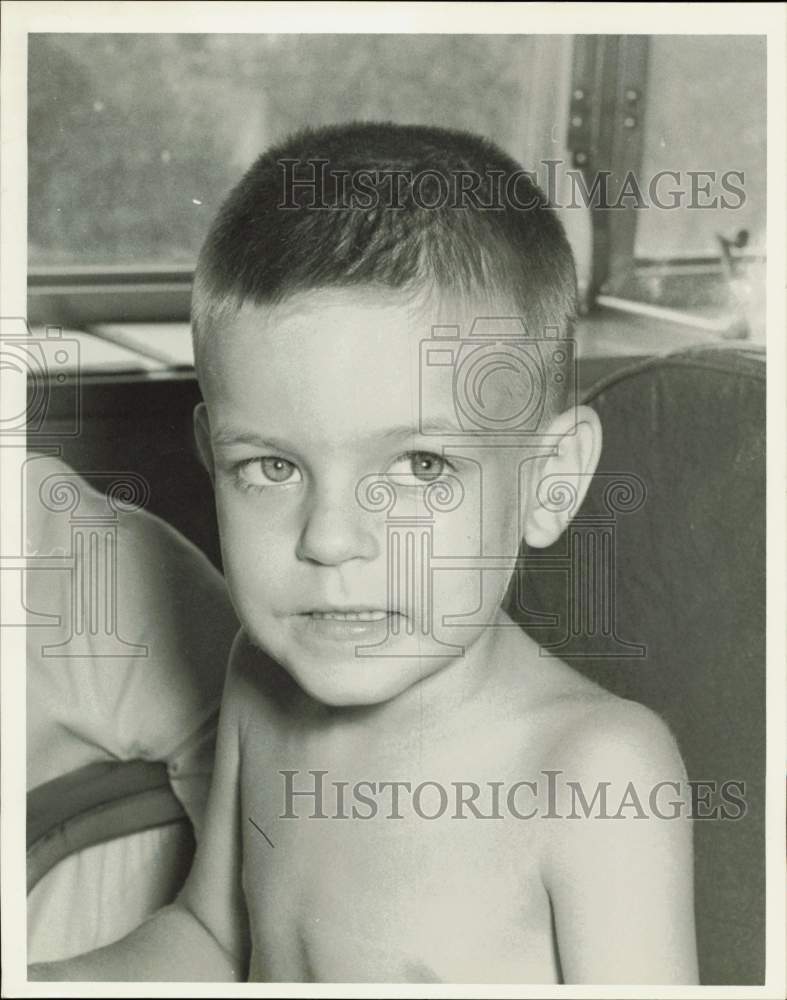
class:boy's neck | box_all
[313,607,527,741]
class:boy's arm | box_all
[542,700,699,985]
[28,904,240,982]
[29,630,250,982]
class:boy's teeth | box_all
[312,610,389,621]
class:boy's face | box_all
[196,287,572,708]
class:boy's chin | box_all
[281,651,451,710]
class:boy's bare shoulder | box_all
[544,683,685,788]
[506,629,684,782]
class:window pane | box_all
[635,35,766,260]
[28,34,571,268]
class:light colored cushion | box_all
[26,451,238,960]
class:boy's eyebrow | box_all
[211,420,461,449]
[380,419,461,440]
[211,427,274,448]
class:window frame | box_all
[27,265,192,327]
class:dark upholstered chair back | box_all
[508,345,765,985]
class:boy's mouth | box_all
[294,607,404,643]
[307,609,391,622]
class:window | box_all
[29,33,572,268]
[27,33,768,368]
[566,35,766,341]
[635,35,765,261]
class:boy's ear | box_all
[193,402,216,482]
[523,404,602,549]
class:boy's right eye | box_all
[237,457,302,488]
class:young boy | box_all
[30,123,698,984]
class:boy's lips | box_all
[308,609,390,622]
[293,608,406,643]
[297,603,402,617]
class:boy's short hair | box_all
[192,121,577,412]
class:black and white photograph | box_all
[1,3,784,996]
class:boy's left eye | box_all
[386,451,449,484]
[238,456,302,488]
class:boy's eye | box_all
[386,451,448,485]
[238,457,302,487]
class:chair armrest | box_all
[27,759,193,893]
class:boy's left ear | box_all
[193,402,216,483]
[523,404,602,549]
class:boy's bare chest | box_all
[240,729,561,983]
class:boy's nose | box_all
[295,489,379,566]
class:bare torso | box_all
[234,624,610,983]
